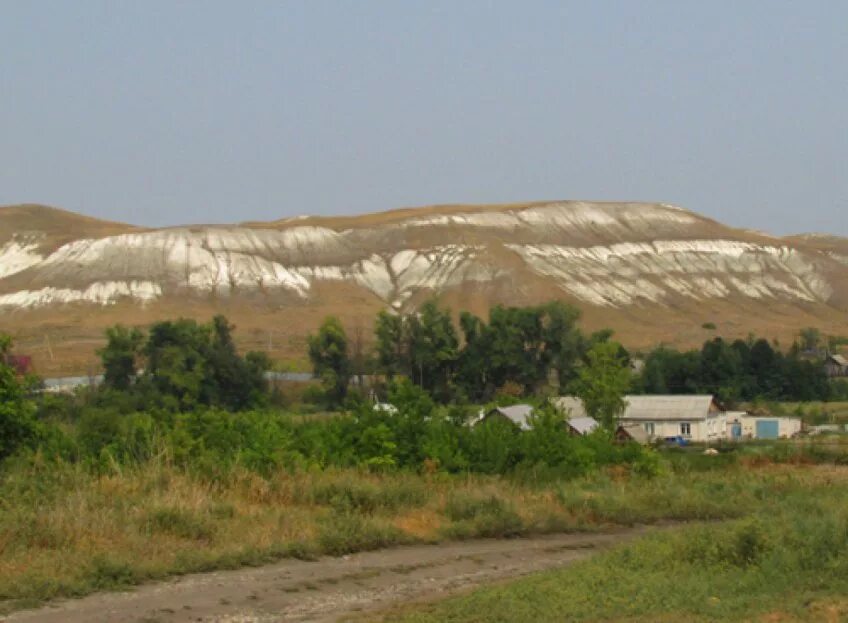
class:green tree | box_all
[573,340,631,430]
[308,316,351,406]
[0,335,38,460]
[406,300,458,399]
[541,301,583,389]
[143,319,212,410]
[374,310,407,378]
[99,325,144,391]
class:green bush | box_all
[443,493,523,538]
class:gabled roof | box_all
[829,354,848,366]
[480,404,535,431]
[622,395,717,421]
[567,416,599,435]
[554,395,718,421]
[553,396,587,418]
[616,423,650,444]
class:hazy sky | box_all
[1,1,846,234]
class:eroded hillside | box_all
[1,201,847,374]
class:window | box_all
[644,422,655,436]
[680,422,691,436]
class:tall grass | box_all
[388,468,848,622]
[0,449,843,613]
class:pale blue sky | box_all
[1,1,845,234]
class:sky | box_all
[1,1,846,234]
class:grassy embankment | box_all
[1,441,847,614]
[385,459,848,622]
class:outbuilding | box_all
[825,354,848,378]
[728,414,802,440]
[475,404,535,431]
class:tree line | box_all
[311,300,626,406]
[635,336,842,403]
[310,301,844,408]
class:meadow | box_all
[2,437,848,615]
[384,460,848,623]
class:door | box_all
[731,423,742,439]
[755,420,779,439]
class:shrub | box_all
[443,493,523,538]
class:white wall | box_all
[623,413,727,442]
[735,415,802,439]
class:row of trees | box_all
[310,301,626,406]
[636,336,835,403]
[98,316,271,411]
[310,303,845,408]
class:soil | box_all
[3,526,664,623]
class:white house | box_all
[554,395,727,443]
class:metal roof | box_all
[554,395,717,421]
[494,404,534,430]
[617,423,651,443]
[622,395,717,421]
[567,416,599,435]
[830,354,848,366]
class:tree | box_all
[143,319,212,410]
[374,311,407,379]
[799,327,822,353]
[99,316,268,411]
[456,311,491,400]
[541,301,583,389]
[308,316,351,406]
[0,334,38,460]
[573,340,631,430]
[99,325,144,391]
[406,300,458,399]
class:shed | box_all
[566,416,599,436]
[825,354,848,378]
[475,404,535,431]
[615,423,650,444]
[729,414,802,439]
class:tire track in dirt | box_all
[4,525,667,623]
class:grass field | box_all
[2,443,847,615]
[383,464,848,622]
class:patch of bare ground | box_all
[2,526,666,623]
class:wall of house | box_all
[623,415,727,442]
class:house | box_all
[475,404,535,431]
[824,354,848,378]
[615,423,650,444]
[554,395,727,443]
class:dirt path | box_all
[5,526,664,623]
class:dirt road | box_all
[5,526,662,623]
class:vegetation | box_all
[635,335,833,404]
[2,307,848,616]
[308,316,352,407]
[572,341,631,429]
[386,465,848,622]
[3,444,848,612]
[98,315,270,411]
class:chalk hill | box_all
[2,201,847,374]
